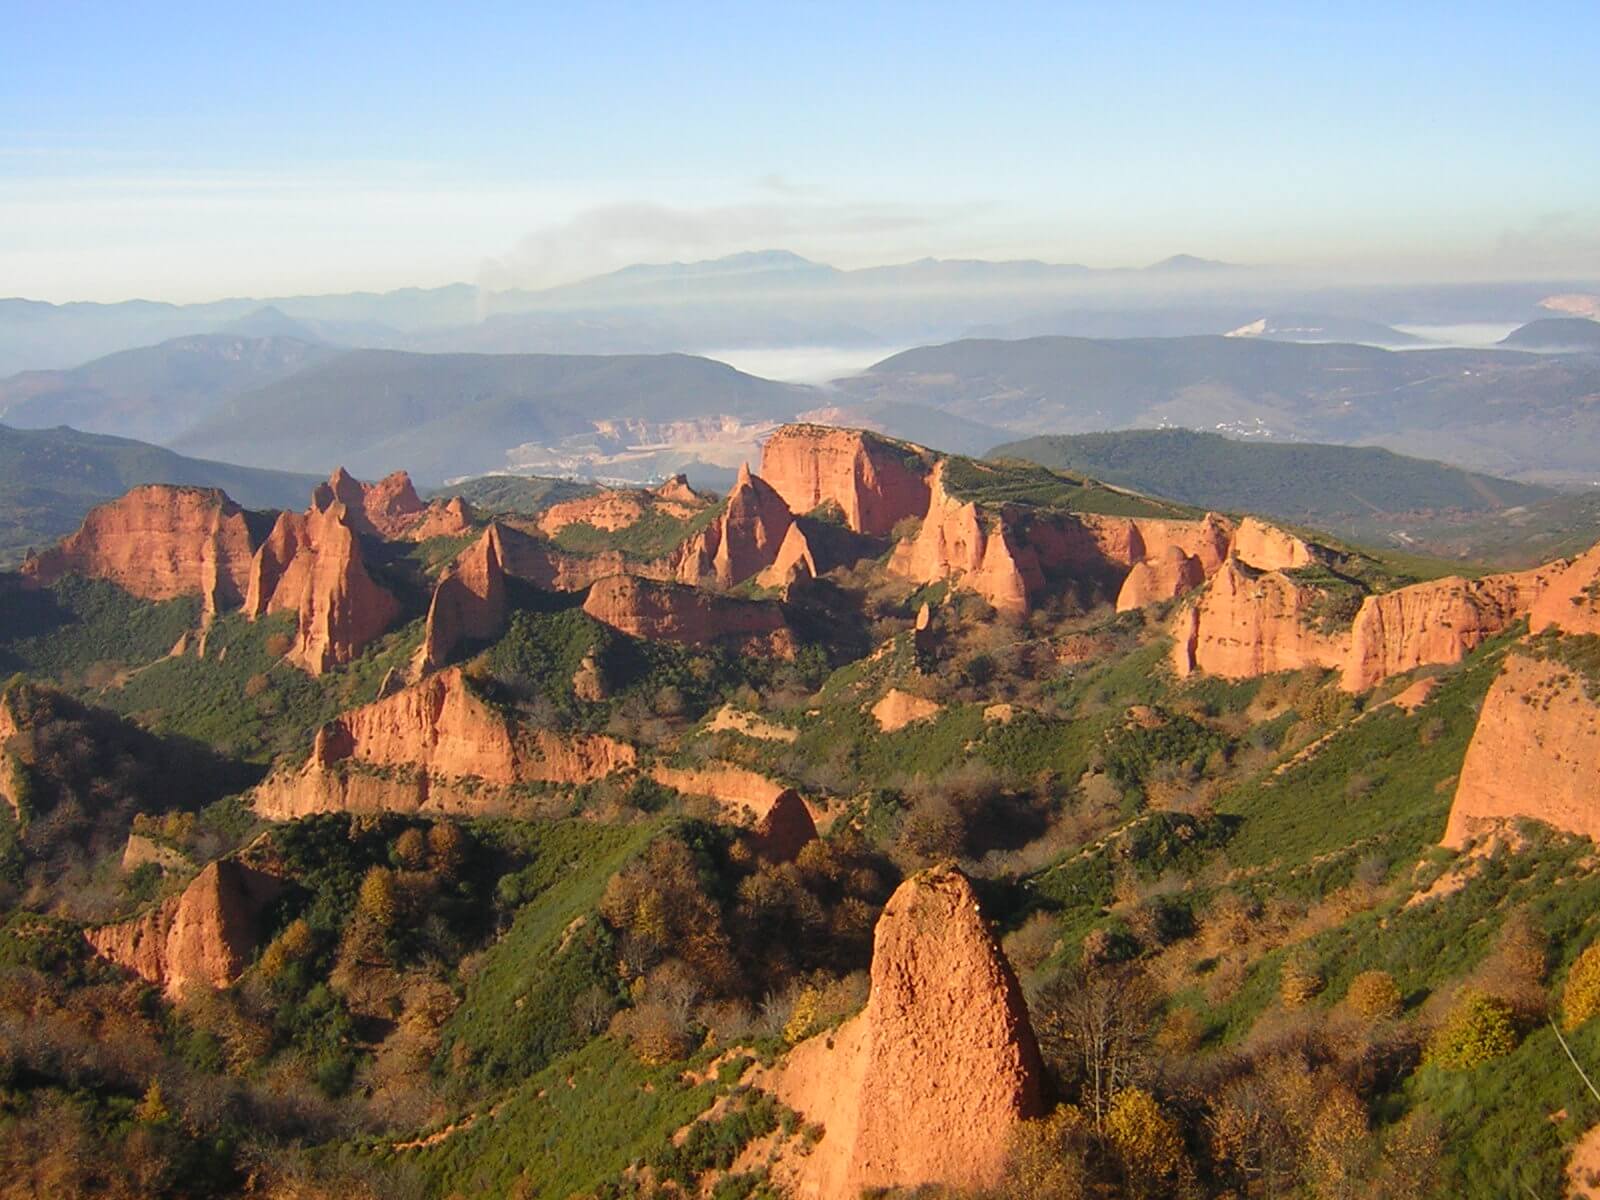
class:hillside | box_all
[1500,317,1600,352]
[0,333,337,444]
[991,429,1561,561]
[12,422,1600,1197]
[836,333,1600,485]
[0,424,319,566]
[169,349,810,483]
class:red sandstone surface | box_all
[760,424,931,536]
[22,485,260,613]
[86,861,282,1001]
[767,866,1044,1197]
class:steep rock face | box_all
[85,861,281,1001]
[244,500,400,674]
[760,424,931,535]
[405,495,476,542]
[749,790,818,863]
[1116,545,1206,612]
[1172,557,1346,678]
[1342,565,1560,691]
[253,667,635,818]
[582,575,792,653]
[889,462,1040,616]
[1444,651,1600,847]
[756,521,819,588]
[418,525,509,671]
[770,866,1044,1197]
[871,688,943,731]
[1082,512,1236,576]
[1530,542,1600,637]
[22,485,260,613]
[360,470,427,537]
[1232,517,1321,571]
[670,465,795,587]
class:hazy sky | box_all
[5,1,1598,302]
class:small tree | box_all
[1425,988,1517,1069]
[1564,941,1600,1030]
[1281,956,1324,1008]
[1345,970,1402,1021]
[1104,1087,1186,1200]
[393,827,428,870]
[357,866,398,931]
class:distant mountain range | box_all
[168,349,808,482]
[7,250,1598,376]
[836,334,1600,485]
[0,424,318,566]
[0,333,337,444]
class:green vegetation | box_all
[551,502,721,560]
[434,473,597,515]
[0,575,201,680]
[943,453,1196,518]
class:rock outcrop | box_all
[1341,565,1560,692]
[870,688,943,732]
[245,496,400,674]
[761,424,931,536]
[889,461,1041,615]
[669,464,795,587]
[582,575,793,654]
[85,861,281,1001]
[418,525,509,671]
[1116,545,1206,612]
[1444,650,1600,847]
[756,520,819,588]
[768,866,1044,1197]
[538,476,706,537]
[1231,516,1322,571]
[22,485,261,613]
[1172,557,1347,679]
[1530,542,1600,637]
[252,668,636,818]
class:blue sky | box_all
[4,1,1597,301]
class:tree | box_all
[393,827,427,870]
[1280,955,1324,1008]
[357,867,398,930]
[1005,1106,1093,1200]
[1104,1087,1187,1200]
[1425,988,1517,1069]
[1564,941,1600,1030]
[1345,970,1402,1021]
[1032,965,1158,1127]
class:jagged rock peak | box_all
[769,865,1043,1197]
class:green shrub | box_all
[1426,989,1518,1069]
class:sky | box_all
[3,1,1598,302]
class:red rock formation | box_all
[405,495,475,541]
[669,464,795,587]
[889,462,1040,616]
[653,474,702,506]
[361,470,427,537]
[418,525,509,671]
[1530,542,1600,636]
[582,575,792,653]
[757,521,819,588]
[1081,512,1236,576]
[244,500,401,675]
[22,485,260,613]
[749,789,818,862]
[870,688,943,731]
[760,424,931,535]
[1232,517,1321,571]
[1116,545,1206,612]
[1444,650,1600,847]
[1172,558,1347,678]
[253,667,635,818]
[85,860,281,1000]
[768,866,1044,1197]
[1342,565,1561,691]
